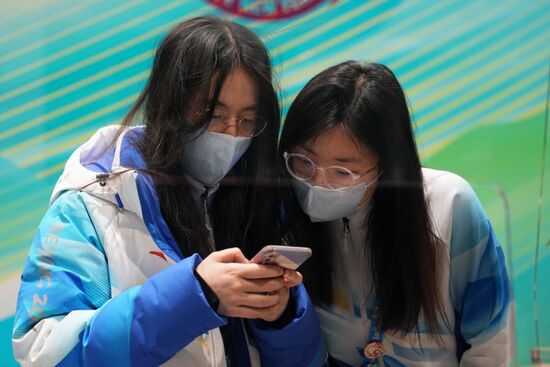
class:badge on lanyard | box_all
[364,341,384,360]
[359,305,384,367]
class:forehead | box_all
[310,126,362,153]
[216,68,258,110]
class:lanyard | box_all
[341,218,384,366]
[358,306,384,366]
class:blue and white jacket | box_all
[12,126,326,367]
[317,168,512,367]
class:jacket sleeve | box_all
[447,179,512,367]
[247,284,327,367]
[12,191,227,367]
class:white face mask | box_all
[291,178,372,222]
[181,130,251,186]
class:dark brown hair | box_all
[279,61,448,338]
[118,16,282,258]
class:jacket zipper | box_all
[96,173,124,209]
[342,217,351,254]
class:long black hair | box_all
[279,61,447,337]
[118,16,282,259]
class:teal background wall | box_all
[1,1,548,365]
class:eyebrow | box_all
[299,145,362,164]
[299,145,317,157]
[332,156,363,164]
[215,101,257,112]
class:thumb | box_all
[283,270,303,288]
[213,247,249,264]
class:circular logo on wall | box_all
[205,0,330,20]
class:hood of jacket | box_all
[51,125,147,216]
[51,125,186,261]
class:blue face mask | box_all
[181,130,251,187]
[291,178,372,222]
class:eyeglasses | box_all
[283,151,379,189]
[206,111,267,137]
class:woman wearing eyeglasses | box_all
[12,17,325,367]
[279,61,511,366]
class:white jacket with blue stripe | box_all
[317,168,512,366]
[12,126,326,367]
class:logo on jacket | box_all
[149,250,167,262]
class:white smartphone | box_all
[251,245,312,270]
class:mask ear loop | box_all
[369,170,383,185]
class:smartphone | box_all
[251,245,312,270]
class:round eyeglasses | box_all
[207,112,267,137]
[284,151,379,189]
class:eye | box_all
[294,155,312,167]
[239,117,256,127]
[210,112,224,123]
[333,168,353,177]
[241,115,257,122]
[290,155,314,176]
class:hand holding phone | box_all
[251,245,312,270]
[196,247,291,321]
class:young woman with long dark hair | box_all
[279,61,511,366]
[12,17,325,367]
